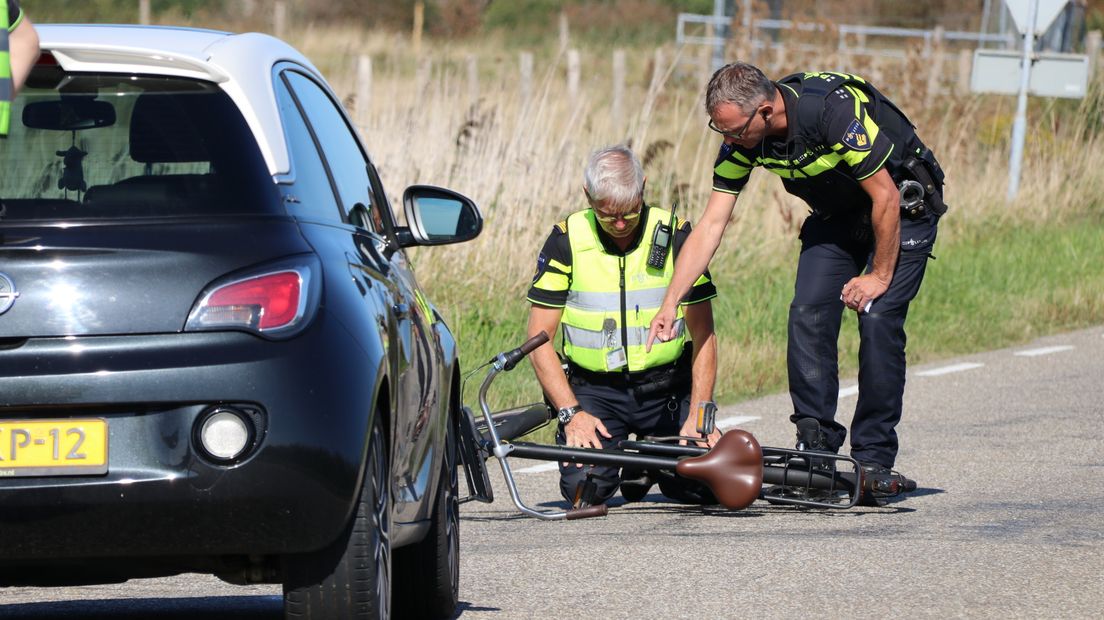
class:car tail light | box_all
[186,258,318,338]
[34,52,58,67]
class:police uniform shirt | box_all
[7,1,23,31]
[712,76,896,216]
[527,205,718,308]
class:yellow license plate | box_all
[0,419,108,477]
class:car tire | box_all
[282,410,391,619]
[392,415,460,618]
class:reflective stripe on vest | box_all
[563,319,684,349]
[0,3,11,136]
[560,207,685,372]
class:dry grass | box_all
[290,26,1103,277]
[280,26,1104,406]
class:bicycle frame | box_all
[458,333,913,520]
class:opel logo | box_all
[0,273,20,315]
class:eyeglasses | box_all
[593,209,641,225]
[708,107,760,140]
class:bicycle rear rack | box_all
[618,440,863,509]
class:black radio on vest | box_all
[646,209,677,270]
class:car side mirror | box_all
[397,185,483,248]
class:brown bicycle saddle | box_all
[674,430,763,509]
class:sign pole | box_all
[1007,0,1039,200]
[711,0,728,73]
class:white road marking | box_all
[916,362,984,377]
[839,385,859,398]
[513,462,560,474]
[1014,345,1074,357]
[717,415,760,428]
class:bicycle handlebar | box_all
[566,504,609,520]
[475,330,608,520]
[500,331,549,371]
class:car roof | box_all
[36,24,326,176]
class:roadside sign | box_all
[971,49,1089,98]
[1003,0,1068,35]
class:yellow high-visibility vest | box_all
[560,207,685,372]
[0,2,13,136]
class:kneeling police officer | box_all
[527,145,720,507]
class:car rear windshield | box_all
[0,70,283,221]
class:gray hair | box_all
[583,145,644,212]
[705,62,775,115]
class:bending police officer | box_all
[527,145,721,506]
[647,63,945,500]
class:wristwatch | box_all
[557,404,581,425]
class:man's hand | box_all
[841,273,889,314]
[678,417,721,449]
[562,411,611,467]
[645,304,678,352]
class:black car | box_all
[0,25,480,619]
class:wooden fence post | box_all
[413,2,425,57]
[467,55,479,105]
[612,50,625,130]
[648,48,665,96]
[559,11,570,53]
[356,55,372,129]
[1087,30,1102,81]
[519,52,534,105]
[567,49,581,103]
[274,1,287,40]
[139,0,150,25]
[774,41,787,75]
[957,49,973,95]
[924,27,945,105]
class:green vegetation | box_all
[27,0,216,23]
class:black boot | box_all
[795,417,830,451]
[857,462,916,507]
[761,419,841,505]
[618,469,654,503]
[795,417,835,472]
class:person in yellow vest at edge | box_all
[526,145,722,508]
[2,0,40,137]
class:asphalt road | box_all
[2,327,1102,619]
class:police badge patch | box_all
[532,252,548,283]
[843,119,871,151]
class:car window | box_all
[275,74,343,225]
[282,71,381,234]
[364,161,396,238]
[0,73,281,220]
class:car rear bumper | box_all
[0,314,380,560]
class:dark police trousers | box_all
[787,210,938,468]
[556,378,710,505]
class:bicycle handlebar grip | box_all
[519,331,549,355]
[502,331,550,371]
[565,504,609,520]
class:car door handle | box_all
[393,303,409,319]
